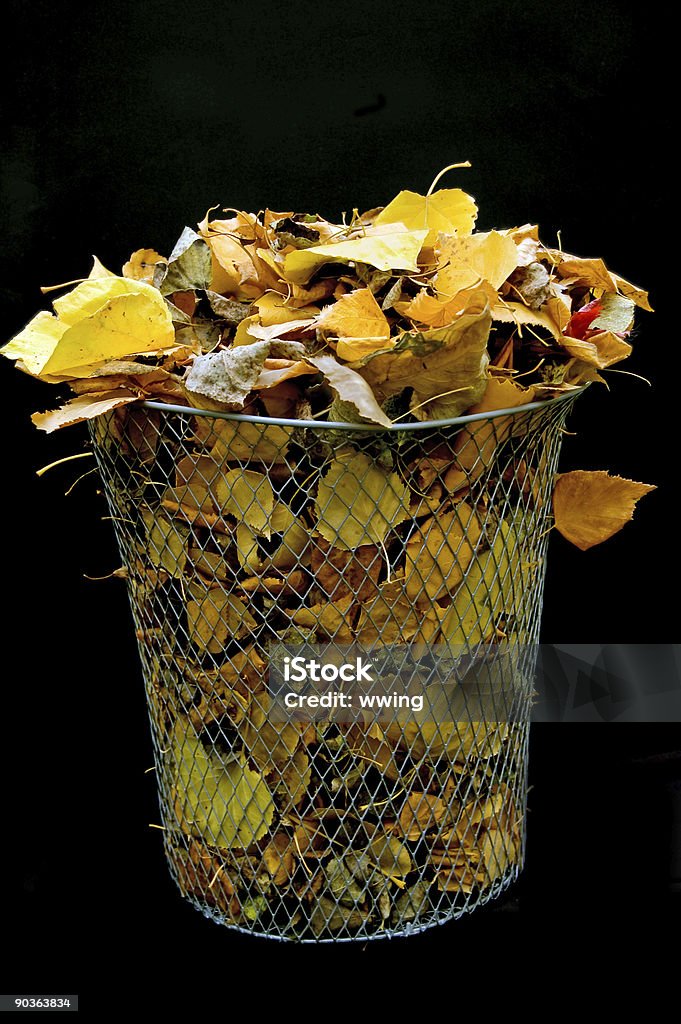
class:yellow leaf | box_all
[553,470,655,550]
[405,504,481,601]
[4,277,176,378]
[547,251,653,312]
[373,188,478,244]
[232,313,261,346]
[199,219,258,295]
[403,283,497,328]
[436,231,519,298]
[283,224,428,285]
[560,330,632,368]
[88,255,117,279]
[305,354,392,427]
[3,312,68,376]
[215,468,274,535]
[491,301,563,340]
[397,792,448,840]
[443,377,535,493]
[123,248,166,283]
[209,418,293,464]
[254,292,320,325]
[317,288,391,360]
[355,578,441,644]
[359,292,491,419]
[31,388,139,432]
[314,451,410,550]
[171,717,274,850]
[186,585,257,650]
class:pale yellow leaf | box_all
[253,292,320,325]
[553,470,655,550]
[19,278,177,377]
[491,300,563,340]
[373,188,478,244]
[436,231,519,298]
[284,224,428,285]
[403,283,497,328]
[2,312,68,376]
[306,354,391,427]
[31,388,139,432]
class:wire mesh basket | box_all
[89,389,580,941]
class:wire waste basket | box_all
[89,390,579,941]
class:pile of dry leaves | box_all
[3,168,656,936]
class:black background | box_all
[1,0,679,1005]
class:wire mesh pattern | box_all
[89,392,578,941]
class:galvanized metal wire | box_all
[88,390,580,941]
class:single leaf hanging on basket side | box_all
[171,717,275,850]
[553,470,655,550]
[314,451,410,550]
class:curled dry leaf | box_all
[358,293,491,419]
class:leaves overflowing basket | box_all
[4,167,655,940]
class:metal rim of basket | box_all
[140,385,587,433]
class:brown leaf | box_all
[553,470,655,550]
[310,539,382,603]
[397,792,448,840]
[262,833,296,885]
